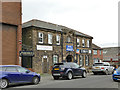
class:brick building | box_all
[22,19,93,73]
[92,43,103,63]
[102,47,120,68]
[0,1,22,65]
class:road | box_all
[7,74,119,89]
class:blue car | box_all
[52,62,87,80]
[112,67,120,82]
[0,65,40,88]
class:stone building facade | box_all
[22,19,93,73]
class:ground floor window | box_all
[53,55,58,65]
[85,55,89,66]
[22,56,32,68]
[79,55,84,66]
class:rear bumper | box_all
[52,71,67,77]
[92,69,105,73]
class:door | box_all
[43,58,48,73]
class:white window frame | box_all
[56,35,60,45]
[38,32,43,43]
[93,50,97,55]
[82,39,85,47]
[87,40,90,47]
[48,34,52,44]
[79,55,83,66]
[77,38,80,47]
[85,55,89,66]
[53,55,58,65]
[67,37,71,42]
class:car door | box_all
[70,63,82,76]
[5,66,21,83]
[16,66,34,82]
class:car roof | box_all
[0,65,21,67]
[54,62,76,65]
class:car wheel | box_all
[113,79,117,82]
[53,76,59,80]
[82,71,87,78]
[32,77,40,85]
[67,72,73,80]
[0,79,9,89]
[105,70,109,75]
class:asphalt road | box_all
[7,74,119,89]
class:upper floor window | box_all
[85,55,89,66]
[56,35,60,45]
[38,32,43,43]
[87,40,90,47]
[93,50,97,55]
[100,50,102,55]
[82,39,85,47]
[48,34,52,44]
[67,37,71,43]
[77,38,80,47]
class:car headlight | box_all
[114,71,117,74]
[61,68,65,70]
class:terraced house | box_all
[22,19,93,73]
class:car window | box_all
[17,67,28,73]
[6,67,18,72]
[0,67,6,71]
[93,63,104,66]
[69,63,79,68]
[117,67,120,72]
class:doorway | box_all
[43,58,48,73]
[66,55,73,62]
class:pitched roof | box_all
[92,43,102,50]
[22,19,93,38]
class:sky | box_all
[22,0,119,48]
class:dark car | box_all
[0,65,40,89]
[51,62,87,80]
[112,67,120,82]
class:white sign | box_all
[37,45,53,51]
[43,56,47,58]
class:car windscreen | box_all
[117,67,120,72]
[93,63,104,66]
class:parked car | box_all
[92,62,114,75]
[51,62,87,80]
[0,65,40,89]
[113,67,120,82]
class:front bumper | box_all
[113,74,120,81]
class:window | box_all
[77,38,80,47]
[87,40,90,47]
[56,35,60,45]
[93,50,97,55]
[38,32,43,43]
[85,55,89,66]
[6,67,18,72]
[48,34,52,44]
[17,67,28,73]
[0,67,6,71]
[53,55,58,65]
[67,37,71,42]
[79,55,83,66]
[82,39,85,47]
[100,50,102,55]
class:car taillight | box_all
[101,67,104,69]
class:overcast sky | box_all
[22,0,119,48]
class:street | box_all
[7,74,118,89]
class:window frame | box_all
[48,33,53,44]
[93,50,98,55]
[56,35,60,45]
[53,55,59,65]
[77,38,80,47]
[82,39,85,47]
[38,32,43,43]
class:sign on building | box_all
[37,45,53,51]
[66,45,73,51]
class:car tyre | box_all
[53,76,59,80]
[32,77,40,85]
[82,71,87,78]
[105,70,109,75]
[67,72,73,80]
[0,79,9,89]
[113,79,117,82]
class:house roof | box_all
[22,19,93,38]
[92,43,102,50]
